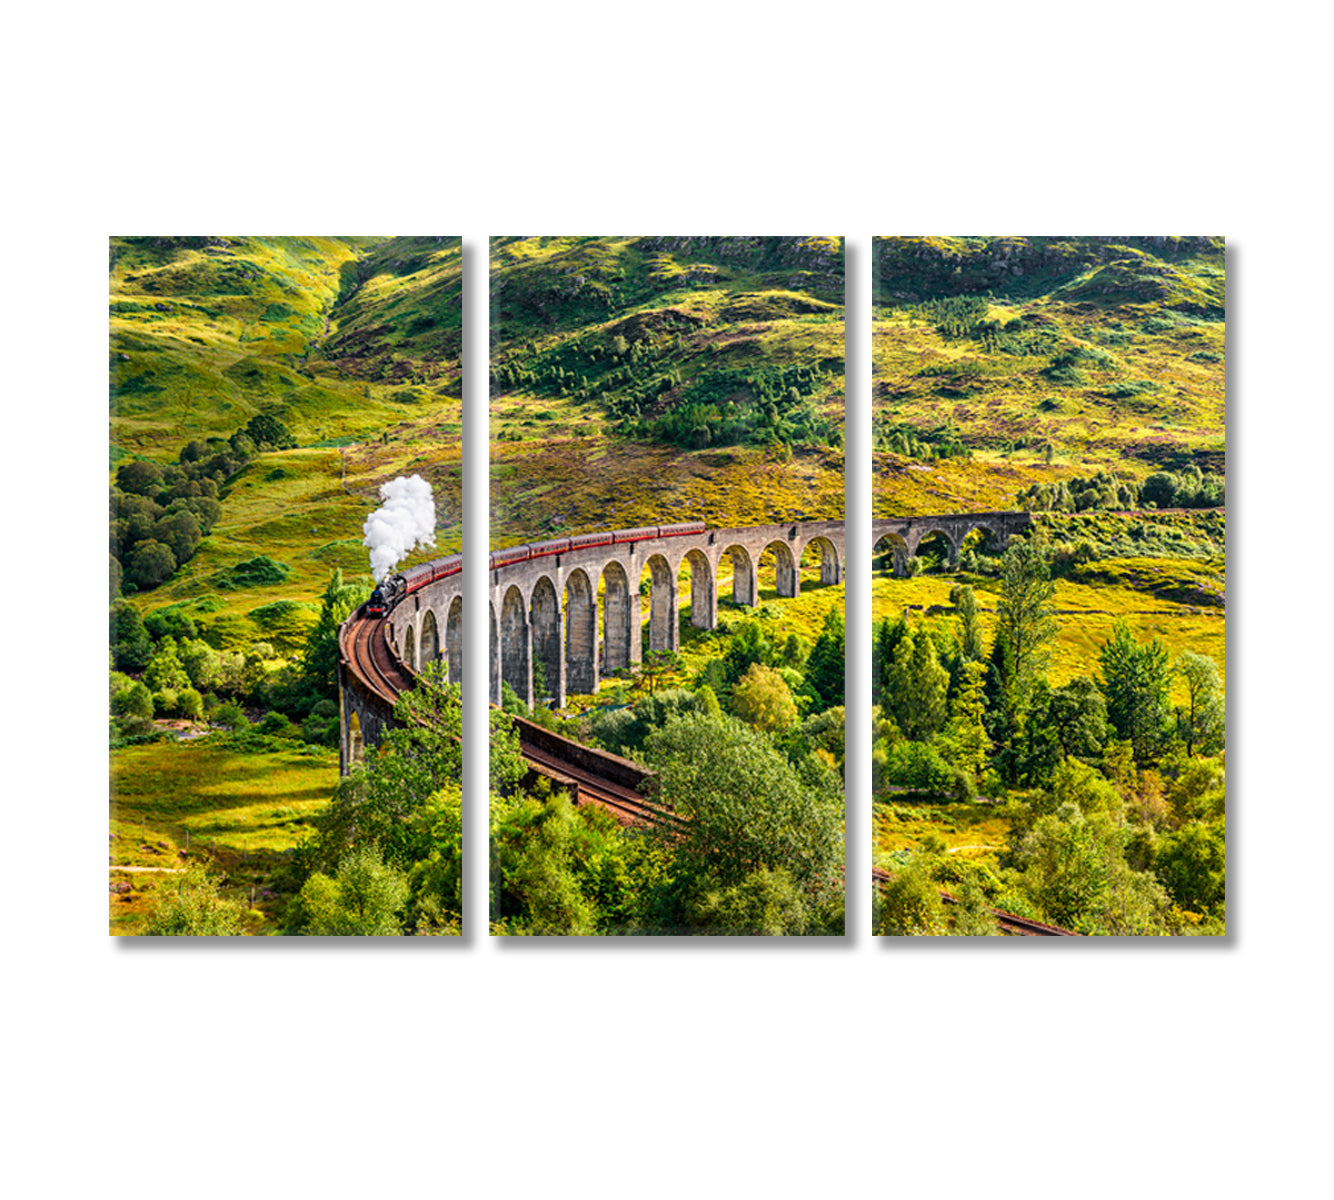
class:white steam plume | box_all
[363,475,437,582]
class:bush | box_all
[144,865,245,936]
[289,846,409,936]
[880,740,954,795]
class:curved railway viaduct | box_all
[338,510,1030,771]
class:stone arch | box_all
[640,553,678,654]
[800,536,841,587]
[564,567,599,696]
[348,709,365,766]
[873,531,910,577]
[911,527,958,569]
[759,539,799,598]
[601,559,636,674]
[446,596,463,684]
[500,584,531,707]
[420,608,439,666]
[681,547,715,630]
[403,623,417,671]
[721,543,757,607]
[959,522,1004,560]
[530,575,563,708]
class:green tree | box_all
[126,539,177,590]
[1047,676,1108,762]
[300,569,371,701]
[179,638,220,690]
[1099,622,1173,764]
[639,648,681,695]
[949,583,983,661]
[490,788,598,934]
[887,628,949,742]
[1011,804,1170,934]
[694,684,721,718]
[144,636,190,693]
[731,662,799,734]
[1176,651,1225,756]
[244,412,296,449]
[643,712,843,896]
[1155,820,1226,917]
[145,865,244,935]
[804,608,845,711]
[688,866,813,936]
[111,602,153,671]
[292,846,410,936]
[943,660,990,782]
[874,861,947,935]
[113,680,155,722]
[995,538,1058,714]
[150,509,202,564]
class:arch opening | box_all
[420,609,439,666]
[446,596,463,684]
[720,544,756,608]
[403,624,417,671]
[500,585,530,707]
[639,553,678,656]
[564,568,599,696]
[914,530,957,573]
[601,560,635,675]
[758,539,799,600]
[873,532,909,578]
[530,575,562,708]
[681,548,715,631]
[799,536,840,588]
[959,525,1004,570]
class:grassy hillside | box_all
[872,235,1224,516]
[110,235,463,645]
[490,236,844,546]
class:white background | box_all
[6,3,1329,1196]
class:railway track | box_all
[517,738,685,830]
[342,605,1078,936]
[870,867,1078,936]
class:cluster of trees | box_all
[110,413,296,595]
[916,294,1058,357]
[873,418,970,461]
[279,667,465,935]
[872,537,1225,935]
[109,568,369,748]
[1017,466,1222,514]
[1018,470,1140,513]
[493,609,847,934]
[492,323,840,452]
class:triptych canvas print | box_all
[109,235,1225,937]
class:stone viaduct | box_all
[338,511,1030,767]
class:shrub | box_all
[144,865,245,936]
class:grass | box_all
[112,237,464,648]
[109,735,339,935]
[871,566,1224,702]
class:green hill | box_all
[872,235,1225,515]
[490,235,844,545]
[110,235,463,646]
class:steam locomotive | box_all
[366,552,462,618]
[363,522,707,618]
